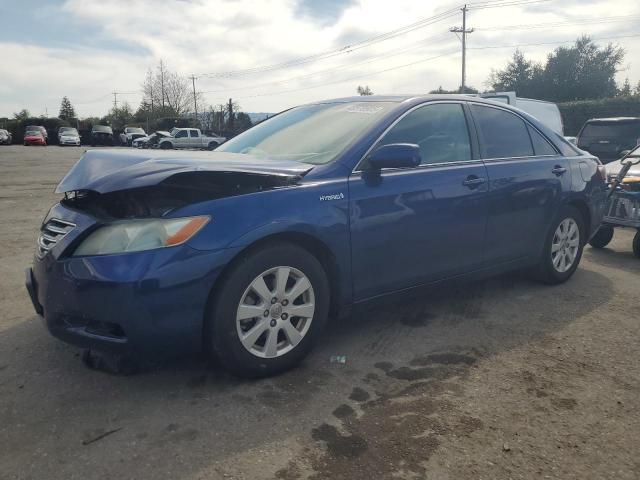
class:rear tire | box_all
[160,142,172,150]
[531,205,585,285]
[633,230,640,259]
[207,243,329,378]
[589,225,614,248]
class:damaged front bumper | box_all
[26,203,240,356]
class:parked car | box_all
[576,117,640,164]
[23,128,46,146]
[132,131,171,149]
[90,125,114,146]
[0,129,11,145]
[119,126,147,146]
[58,127,81,146]
[26,125,48,141]
[26,95,607,378]
[158,128,226,150]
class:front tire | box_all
[589,225,614,248]
[160,142,172,150]
[531,205,584,285]
[207,243,330,378]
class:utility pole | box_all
[190,75,198,126]
[112,91,119,111]
[450,4,474,93]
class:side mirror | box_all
[367,143,421,170]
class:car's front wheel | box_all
[532,205,584,284]
[207,243,329,378]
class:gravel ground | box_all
[1,145,639,480]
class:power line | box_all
[197,7,462,78]
[211,50,461,102]
[478,15,640,32]
[467,0,551,10]
[467,32,640,50]
[199,33,454,94]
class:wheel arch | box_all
[201,231,343,352]
[566,197,591,241]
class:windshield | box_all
[93,125,112,133]
[126,127,145,134]
[580,121,640,141]
[217,102,395,164]
[61,128,78,136]
[25,130,41,136]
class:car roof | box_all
[308,94,515,105]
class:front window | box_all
[375,103,471,165]
[62,128,78,136]
[217,102,395,165]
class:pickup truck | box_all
[158,128,226,150]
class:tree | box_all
[635,81,640,96]
[141,60,200,118]
[487,36,624,102]
[429,85,479,94]
[235,112,253,131]
[58,96,76,120]
[357,85,373,95]
[619,78,632,96]
[487,49,544,97]
[13,109,30,121]
[108,102,134,130]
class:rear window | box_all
[580,121,640,140]
[471,105,533,158]
[93,125,112,133]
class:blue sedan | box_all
[26,95,608,377]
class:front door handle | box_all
[551,166,567,176]
[462,176,486,189]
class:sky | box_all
[1,0,639,118]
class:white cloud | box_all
[1,0,640,118]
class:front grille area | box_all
[37,218,75,259]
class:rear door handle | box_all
[462,176,486,189]
[551,166,567,176]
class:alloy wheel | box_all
[236,266,315,358]
[551,218,580,273]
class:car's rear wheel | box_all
[207,243,329,378]
[532,205,584,284]
[589,225,614,248]
[207,141,219,151]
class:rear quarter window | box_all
[527,125,558,156]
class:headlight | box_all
[73,216,210,256]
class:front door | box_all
[349,102,489,301]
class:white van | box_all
[477,92,564,135]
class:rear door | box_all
[469,103,570,265]
[348,102,489,300]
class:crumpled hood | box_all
[56,149,313,194]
